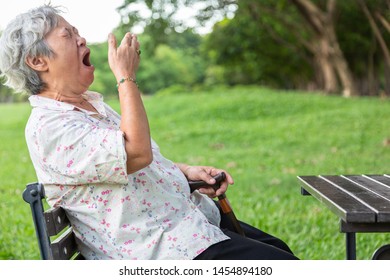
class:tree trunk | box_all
[384,63,390,97]
[376,12,390,33]
[331,39,358,97]
[313,38,339,93]
[367,36,378,96]
[358,0,390,96]
[291,0,359,96]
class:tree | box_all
[116,0,389,96]
[202,0,389,96]
[116,1,208,94]
[290,0,358,97]
[202,5,314,89]
[137,43,204,94]
[357,0,390,96]
[117,0,184,53]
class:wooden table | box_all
[298,174,390,260]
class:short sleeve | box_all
[36,111,128,185]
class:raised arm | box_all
[108,33,152,174]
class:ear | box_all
[25,56,49,72]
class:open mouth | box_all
[82,50,92,67]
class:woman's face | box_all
[43,16,95,95]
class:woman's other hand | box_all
[178,164,234,198]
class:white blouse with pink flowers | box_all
[25,91,229,259]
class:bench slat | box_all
[346,175,390,200]
[365,175,390,189]
[51,228,79,260]
[324,175,390,222]
[349,175,390,223]
[44,207,71,236]
[298,176,375,223]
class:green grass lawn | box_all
[1,85,389,259]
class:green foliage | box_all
[114,1,214,94]
[115,28,207,94]
[336,0,390,78]
[2,86,389,259]
[200,1,314,88]
[117,0,184,49]
[138,44,203,94]
[116,0,390,96]
[204,65,226,86]
[155,84,189,96]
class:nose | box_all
[77,36,86,47]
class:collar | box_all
[28,91,107,117]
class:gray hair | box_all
[0,5,61,95]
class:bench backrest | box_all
[22,183,83,260]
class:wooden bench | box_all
[298,174,390,260]
[22,173,242,260]
[22,182,83,259]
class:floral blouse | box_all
[25,91,229,260]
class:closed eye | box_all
[62,27,72,38]
[64,26,79,38]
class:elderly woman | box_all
[0,5,298,260]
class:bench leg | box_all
[346,232,356,260]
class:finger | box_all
[108,33,117,53]
[131,34,138,48]
[213,169,232,196]
[121,32,132,47]
[199,170,216,185]
[215,169,234,185]
[224,171,234,185]
[215,182,228,196]
[198,187,217,198]
[135,41,140,51]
